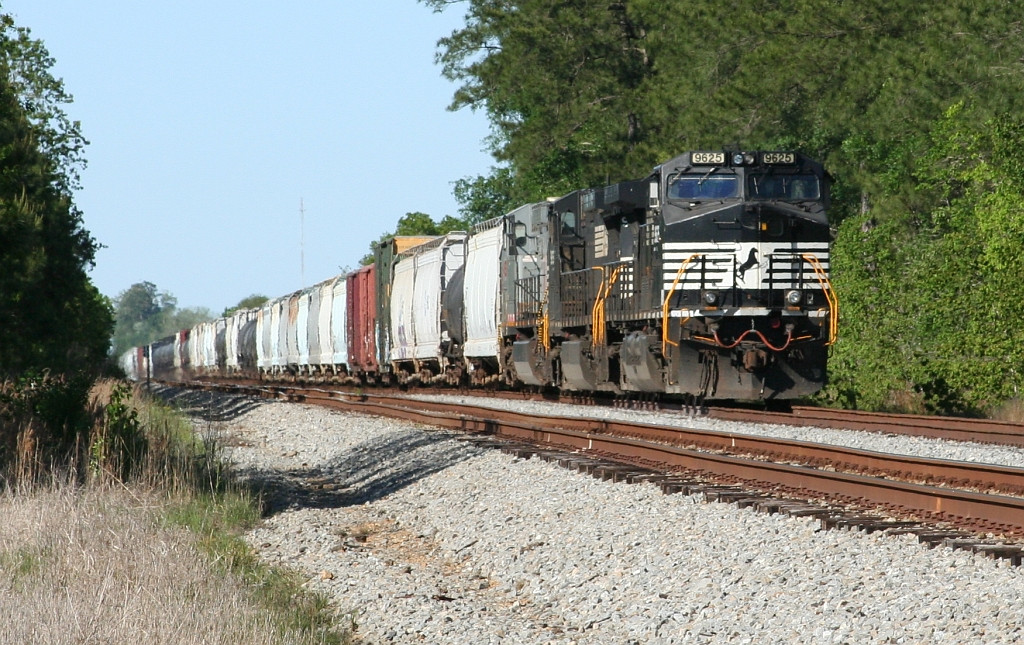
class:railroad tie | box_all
[972,545,1024,566]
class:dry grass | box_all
[0,382,351,644]
[0,485,330,644]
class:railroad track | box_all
[170,380,1024,559]
[711,405,1024,447]
[192,376,1024,447]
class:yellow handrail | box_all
[661,254,699,356]
[659,251,838,354]
[591,267,605,346]
[540,288,550,351]
[591,265,623,347]
[801,253,839,345]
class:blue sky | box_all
[4,1,494,313]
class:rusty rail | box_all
[710,405,1024,447]
[173,381,1024,537]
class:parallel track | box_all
[711,405,1024,447]
[181,380,1024,539]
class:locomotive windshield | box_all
[748,174,820,200]
[667,174,740,200]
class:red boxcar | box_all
[347,264,377,376]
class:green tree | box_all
[452,167,518,225]
[394,211,440,236]
[222,294,269,318]
[425,0,655,202]
[360,211,473,265]
[0,27,111,375]
[169,306,214,333]
[0,11,111,474]
[826,105,1024,413]
[0,14,88,193]
[427,0,1024,224]
[425,0,1024,413]
[110,282,212,357]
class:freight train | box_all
[122,150,837,400]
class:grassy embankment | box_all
[0,379,353,644]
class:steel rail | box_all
[185,382,1024,535]
[199,376,1024,447]
[279,388,1024,496]
[251,385,1024,534]
[711,405,1024,447]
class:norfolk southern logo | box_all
[735,248,759,284]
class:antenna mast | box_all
[300,198,305,289]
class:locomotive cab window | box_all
[748,174,820,201]
[667,174,740,201]
[560,211,580,237]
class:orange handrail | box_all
[661,254,699,355]
[801,253,839,345]
[591,265,623,346]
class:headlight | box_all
[702,291,719,306]
[785,289,802,306]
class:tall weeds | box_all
[0,372,94,485]
[0,379,350,644]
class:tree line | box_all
[0,11,115,473]
[0,13,110,377]
[108,282,267,358]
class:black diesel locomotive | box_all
[462,149,836,400]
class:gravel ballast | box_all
[204,396,1024,644]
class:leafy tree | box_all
[116,281,168,327]
[425,0,655,201]
[394,211,441,236]
[111,282,212,357]
[111,282,173,356]
[0,14,88,194]
[222,294,269,317]
[360,211,472,265]
[170,306,214,332]
[452,166,518,225]
[0,11,111,475]
[826,105,1024,413]
[426,0,1024,225]
[0,26,111,375]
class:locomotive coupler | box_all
[742,348,770,372]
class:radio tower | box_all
[300,198,305,289]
